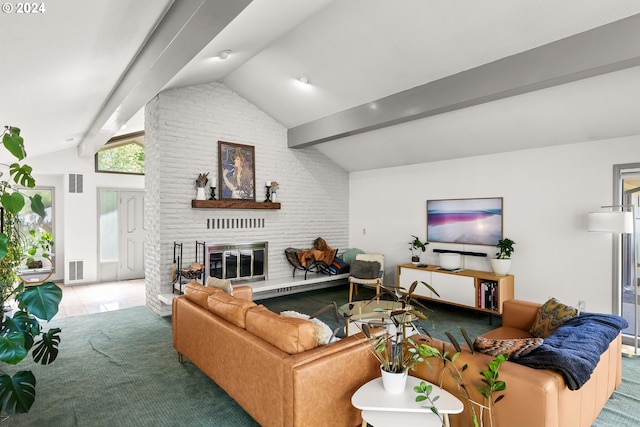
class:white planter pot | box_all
[380,367,408,394]
[490,258,512,276]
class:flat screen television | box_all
[427,197,503,246]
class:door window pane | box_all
[100,190,118,262]
[17,187,54,269]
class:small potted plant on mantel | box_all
[409,235,428,264]
[490,238,515,276]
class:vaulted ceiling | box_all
[2,0,640,171]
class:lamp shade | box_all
[587,211,634,233]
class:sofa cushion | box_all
[473,336,544,358]
[349,260,380,279]
[246,305,317,354]
[206,276,233,295]
[530,297,578,338]
[184,281,222,308]
[207,291,256,329]
[280,310,335,345]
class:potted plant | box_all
[490,238,515,276]
[409,235,428,264]
[0,126,62,415]
[346,280,439,393]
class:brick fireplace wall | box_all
[145,82,349,315]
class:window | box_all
[95,131,144,175]
[17,187,54,268]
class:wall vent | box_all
[207,218,265,230]
[68,174,83,193]
[68,260,84,281]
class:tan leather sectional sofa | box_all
[172,281,379,427]
[412,299,622,427]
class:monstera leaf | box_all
[0,371,36,414]
[0,332,28,365]
[29,193,45,218]
[1,126,25,160]
[9,163,35,188]
[17,282,62,321]
[0,191,25,215]
[32,328,61,365]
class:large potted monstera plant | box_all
[0,126,62,414]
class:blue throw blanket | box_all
[515,312,628,390]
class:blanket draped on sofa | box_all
[515,312,628,390]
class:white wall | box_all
[145,82,349,315]
[26,147,145,283]
[349,135,640,313]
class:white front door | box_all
[118,191,145,280]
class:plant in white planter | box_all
[490,238,515,276]
[409,235,428,264]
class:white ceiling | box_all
[2,0,640,171]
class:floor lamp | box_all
[588,205,638,357]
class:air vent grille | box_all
[69,174,83,193]
[207,218,265,230]
[68,260,84,281]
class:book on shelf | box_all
[478,280,498,311]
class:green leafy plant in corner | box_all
[0,126,62,415]
[495,238,515,259]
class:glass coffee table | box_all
[339,300,415,336]
[352,376,463,427]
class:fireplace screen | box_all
[205,242,267,283]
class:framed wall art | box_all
[427,197,503,246]
[218,141,256,201]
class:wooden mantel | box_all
[191,200,281,210]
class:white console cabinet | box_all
[397,263,514,315]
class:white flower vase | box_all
[271,191,277,203]
[380,367,408,394]
[196,187,206,200]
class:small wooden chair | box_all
[348,253,384,302]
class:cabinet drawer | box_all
[431,272,475,307]
[398,267,433,298]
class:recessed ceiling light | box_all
[297,75,311,85]
[214,50,232,60]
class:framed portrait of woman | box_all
[218,141,256,201]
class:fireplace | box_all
[205,242,268,284]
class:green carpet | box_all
[4,285,638,426]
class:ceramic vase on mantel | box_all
[196,187,206,200]
[380,367,408,394]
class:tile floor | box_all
[54,279,146,320]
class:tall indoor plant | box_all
[0,126,62,414]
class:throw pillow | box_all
[473,336,544,358]
[206,276,233,295]
[349,260,381,279]
[280,310,335,345]
[342,248,365,265]
[530,297,579,338]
